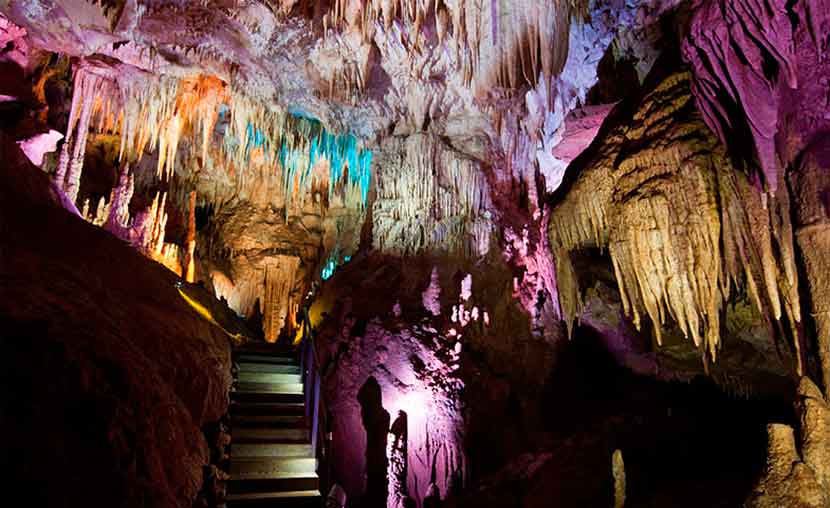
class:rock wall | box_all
[0,134,235,508]
[317,256,470,507]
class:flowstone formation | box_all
[549,67,801,371]
[316,255,513,507]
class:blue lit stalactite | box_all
[321,254,352,281]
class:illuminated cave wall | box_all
[317,258,507,507]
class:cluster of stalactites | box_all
[322,0,584,95]
[115,74,227,180]
[373,133,491,256]
[212,256,302,342]
[81,69,373,218]
[549,71,802,367]
[276,117,373,214]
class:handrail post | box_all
[311,370,321,461]
[304,339,313,421]
[298,303,326,493]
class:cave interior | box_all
[1,0,830,507]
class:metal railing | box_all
[298,308,330,497]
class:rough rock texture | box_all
[549,60,802,377]
[317,256,472,506]
[747,378,830,508]
[4,1,830,507]
[0,133,236,508]
[683,0,830,390]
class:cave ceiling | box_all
[2,0,828,391]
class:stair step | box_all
[231,456,316,476]
[232,414,306,427]
[237,362,300,375]
[232,401,305,415]
[236,353,296,365]
[236,342,296,353]
[229,347,318,507]
[233,384,304,404]
[227,490,321,507]
[234,427,308,443]
[233,443,313,458]
[235,382,304,394]
[237,372,303,384]
[228,474,319,494]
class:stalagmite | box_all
[105,165,135,232]
[85,196,109,227]
[422,267,442,316]
[613,449,626,508]
[387,411,409,508]
[790,140,830,391]
[54,69,83,192]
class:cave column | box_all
[261,256,301,342]
[789,139,830,393]
[54,67,100,206]
[184,191,197,283]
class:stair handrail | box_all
[298,302,330,497]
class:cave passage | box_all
[2,1,830,507]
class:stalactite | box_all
[549,71,802,365]
[373,133,491,256]
[115,74,226,180]
[555,247,581,339]
[319,0,584,95]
